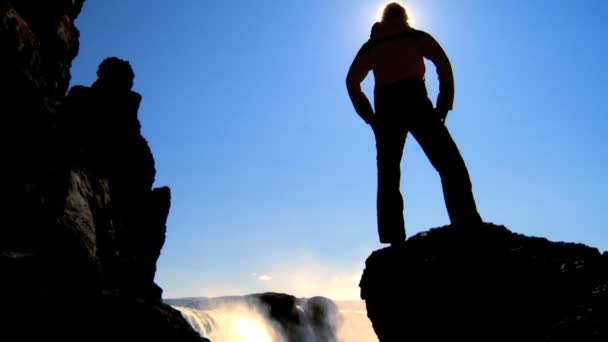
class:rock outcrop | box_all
[60,56,166,299]
[360,223,608,341]
[1,1,205,341]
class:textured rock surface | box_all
[60,57,165,299]
[0,1,205,341]
[360,223,608,341]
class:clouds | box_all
[166,251,369,300]
[250,252,367,301]
[252,273,273,282]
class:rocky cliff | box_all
[1,1,205,341]
[360,223,608,341]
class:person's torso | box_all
[368,22,427,85]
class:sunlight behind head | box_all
[375,1,415,27]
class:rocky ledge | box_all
[360,223,608,341]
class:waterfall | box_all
[175,304,283,342]
[169,297,377,342]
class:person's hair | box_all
[382,2,409,23]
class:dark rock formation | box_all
[167,293,341,341]
[60,57,163,299]
[360,223,608,341]
[1,1,206,341]
[302,296,342,342]
[257,293,340,341]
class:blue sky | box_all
[70,0,608,299]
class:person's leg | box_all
[409,109,482,226]
[373,118,408,243]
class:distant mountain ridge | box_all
[166,293,349,310]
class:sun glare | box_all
[375,1,415,27]
[233,317,273,342]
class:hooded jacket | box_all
[346,19,454,122]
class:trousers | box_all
[373,79,482,243]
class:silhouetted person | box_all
[346,3,482,244]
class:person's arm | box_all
[419,32,454,121]
[346,43,375,125]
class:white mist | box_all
[174,300,377,342]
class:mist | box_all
[176,304,281,342]
[185,252,371,301]
[171,297,377,342]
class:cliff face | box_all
[60,57,167,299]
[360,223,608,341]
[0,2,205,341]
